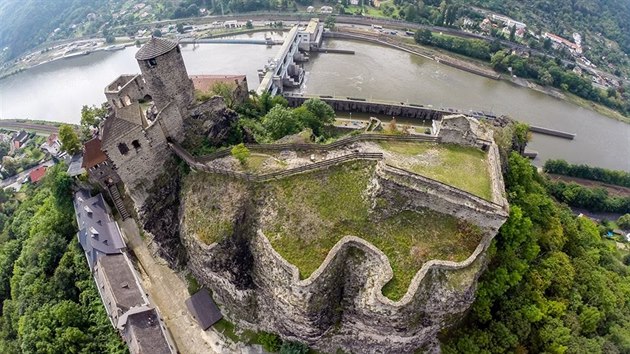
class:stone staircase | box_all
[107,184,130,220]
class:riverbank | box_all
[0,27,277,81]
[329,27,630,124]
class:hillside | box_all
[442,153,630,353]
[470,0,630,55]
[0,164,126,353]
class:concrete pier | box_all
[284,93,449,121]
[529,125,576,139]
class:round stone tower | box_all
[135,37,194,113]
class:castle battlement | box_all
[177,125,508,353]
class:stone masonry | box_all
[180,121,509,353]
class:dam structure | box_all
[256,20,324,95]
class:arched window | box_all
[147,58,157,67]
[132,140,141,150]
[118,143,129,155]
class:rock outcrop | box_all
[179,157,508,353]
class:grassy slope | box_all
[379,141,493,201]
[260,161,482,300]
[182,172,248,244]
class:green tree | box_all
[324,16,336,30]
[80,104,107,141]
[280,340,310,354]
[414,29,433,45]
[176,23,185,34]
[231,143,250,165]
[262,106,303,140]
[153,29,162,37]
[246,20,254,29]
[405,5,418,22]
[58,125,81,155]
[297,98,335,135]
[618,214,630,229]
[258,332,282,352]
[204,81,238,108]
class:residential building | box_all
[12,130,29,149]
[40,133,62,155]
[73,191,175,354]
[28,165,47,184]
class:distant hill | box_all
[0,0,109,61]
[469,0,630,55]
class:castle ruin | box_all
[87,37,510,354]
[91,37,245,207]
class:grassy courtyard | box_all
[378,141,493,201]
[259,161,482,301]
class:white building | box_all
[491,14,526,30]
[319,6,333,14]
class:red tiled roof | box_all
[29,166,47,183]
[190,75,246,93]
[82,138,108,169]
[47,133,58,145]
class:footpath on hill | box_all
[119,219,256,354]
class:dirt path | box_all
[119,219,239,354]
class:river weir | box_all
[0,31,628,171]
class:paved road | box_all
[1,159,54,190]
[119,219,240,354]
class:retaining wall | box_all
[284,93,450,121]
[181,160,506,353]
[197,133,439,162]
[176,134,509,353]
[377,164,508,230]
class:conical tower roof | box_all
[135,37,179,60]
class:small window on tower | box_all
[132,140,141,150]
[176,46,181,53]
[118,143,129,155]
[147,58,157,67]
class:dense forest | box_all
[442,152,630,353]
[0,164,126,353]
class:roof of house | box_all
[97,254,145,312]
[185,288,223,330]
[67,154,86,177]
[125,307,173,354]
[29,165,47,183]
[101,114,143,148]
[135,37,179,60]
[190,74,247,93]
[47,133,58,145]
[13,130,29,143]
[74,190,126,269]
[82,138,108,169]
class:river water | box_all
[0,32,628,171]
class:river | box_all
[0,32,628,171]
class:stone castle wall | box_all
[154,101,185,142]
[104,74,148,112]
[284,94,447,121]
[138,47,194,114]
[377,164,508,230]
[102,122,171,207]
[182,153,508,353]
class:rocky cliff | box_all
[178,158,508,353]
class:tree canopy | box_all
[443,153,630,353]
[58,124,81,155]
